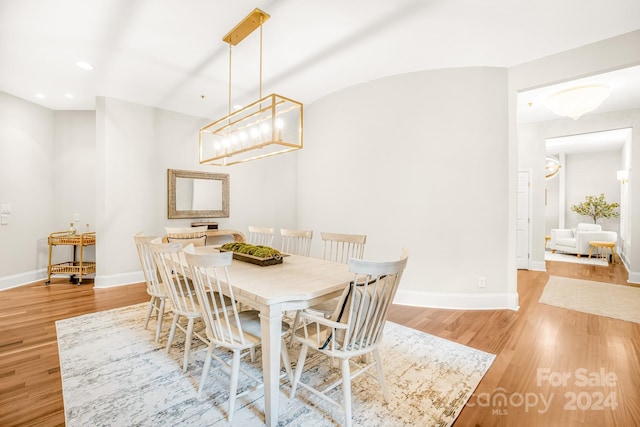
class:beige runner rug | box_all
[539,276,640,323]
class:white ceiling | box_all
[1,0,640,121]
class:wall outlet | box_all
[0,214,8,225]
[478,277,486,288]
[73,213,80,222]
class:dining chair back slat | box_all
[321,232,366,264]
[248,226,275,247]
[280,228,313,256]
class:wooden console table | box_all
[46,231,96,285]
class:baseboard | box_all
[394,289,519,311]
[94,271,144,288]
[529,260,546,272]
[628,270,640,285]
[0,269,47,291]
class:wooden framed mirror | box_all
[167,169,229,219]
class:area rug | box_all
[539,276,640,324]
[56,303,494,426]
[544,250,608,266]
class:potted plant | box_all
[570,193,619,224]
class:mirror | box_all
[168,169,229,218]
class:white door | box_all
[516,170,530,269]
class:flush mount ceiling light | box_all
[545,84,610,120]
[199,8,303,166]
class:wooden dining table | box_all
[211,253,353,426]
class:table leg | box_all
[589,245,594,259]
[259,303,283,427]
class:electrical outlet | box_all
[74,213,80,222]
[478,277,486,288]
[0,214,8,225]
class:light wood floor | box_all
[1,260,638,426]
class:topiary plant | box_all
[570,193,619,224]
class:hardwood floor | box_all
[1,260,638,426]
[388,260,639,426]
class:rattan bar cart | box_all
[45,231,96,285]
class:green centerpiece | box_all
[220,242,283,266]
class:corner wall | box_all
[0,92,55,289]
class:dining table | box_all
[204,252,353,426]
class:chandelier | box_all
[199,8,303,166]
[545,84,610,120]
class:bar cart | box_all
[45,231,96,285]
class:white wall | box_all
[542,148,621,234]
[299,67,516,309]
[0,92,55,288]
[564,150,621,230]
[94,97,297,287]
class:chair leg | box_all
[290,343,308,398]
[341,358,353,427]
[154,298,166,342]
[372,349,389,402]
[289,311,301,348]
[144,296,155,330]
[198,343,214,395]
[166,313,179,354]
[280,338,293,384]
[228,350,241,422]
[183,318,195,372]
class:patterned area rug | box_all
[539,276,640,324]
[56,303,494,426]
[544,251,608,266]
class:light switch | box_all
[1,214,8,225]
[74,213,80,222]
[0,204,10,214]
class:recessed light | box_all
[35,93,45,99]
[76,61,94,70]
[64,93,74,99]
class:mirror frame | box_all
[167,169,229,219]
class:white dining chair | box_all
[133,233,169,342]
[183,246,292,422]
[150,240,231,372]
[290,252,409,427]
[280,228,313,256]
[289,232,367,347]
[247,225,275,246]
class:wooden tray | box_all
[220,248,283,266]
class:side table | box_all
[588,241,617,264]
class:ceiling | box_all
[1,0,640,122]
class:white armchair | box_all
[549,223,617,256]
